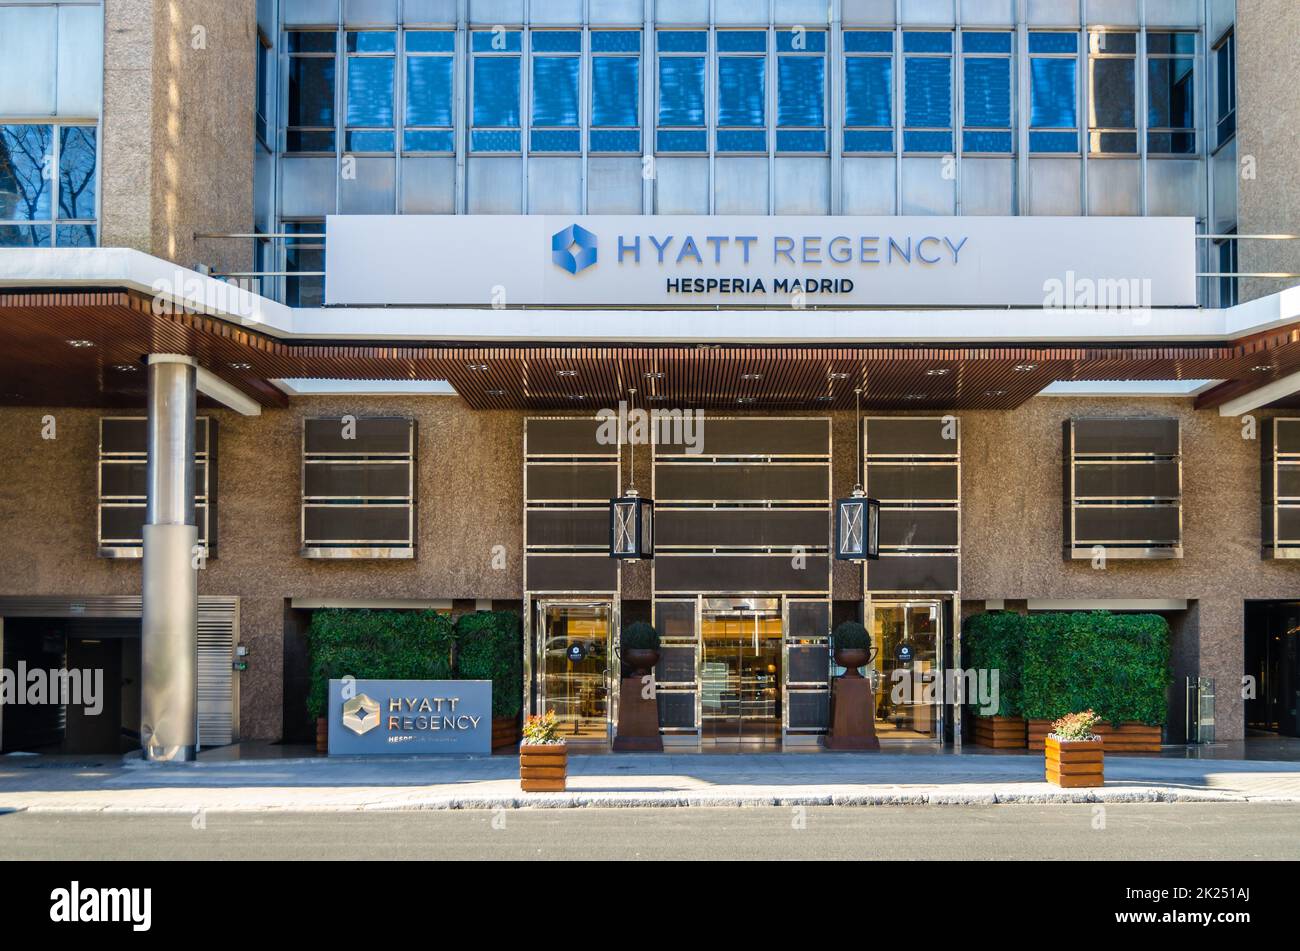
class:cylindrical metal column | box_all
[140,354,199,762]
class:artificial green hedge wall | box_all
[305,609,522,720]
[967,610,1171,726]
[964,611,1024,718]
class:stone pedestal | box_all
[825,676,880,751]
[612,676,664,752]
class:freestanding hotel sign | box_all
[327,679,492,755]
[325,215,1198,308]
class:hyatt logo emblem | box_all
[342,693,381,735]
[551,223,598,274]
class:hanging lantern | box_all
[835,490,880,561]
[834,385,880,560]
[610,490,654,559]
[609,387,654,559]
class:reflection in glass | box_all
[540,603,612,742]
[0,125,53,221]
[870,603,940,740]
[701,608,782,746]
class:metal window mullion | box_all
[642,5,653,212]
[766,20,775,211]
[953,25,962,213]
[522,23,531,209]
[580,10,589,211]
[830,5,843,212]
[1079,17,1088,213]
[1138,18,1149,214]
[707,14,716,213]
[893,21,902,205]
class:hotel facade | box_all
[1,0,1299,757]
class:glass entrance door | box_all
[700,598,782,748]
[868,600,942,741]
[537,601,614,745]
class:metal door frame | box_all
[866,596,947,746]
[698,595,783,748]
[532,596,619,747]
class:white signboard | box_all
[325,215,1197,308]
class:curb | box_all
[1,786,1262,814]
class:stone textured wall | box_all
[101,0,256,274]
[1235,0,1300,301]
[0,397,1293,741]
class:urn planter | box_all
[825,646,880,751]
[519,743,568,792]
[1044,735,1104,788]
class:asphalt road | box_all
[1,803,1297,860]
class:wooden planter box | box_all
[1045,735,1104,787]
[519,743,567,792]
[492,716,521,754]
[972,715,1027,749]
[316,717,328,754]
[1029,719,1160,752]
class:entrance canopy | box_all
[1,247,1299,412]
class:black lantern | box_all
[835,491,880,560]
[609,387,654,559]
[834,385,880,560]
[610,491,654,559]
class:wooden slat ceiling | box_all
[0,289,1297,411]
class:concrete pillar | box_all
[140,354,199,762]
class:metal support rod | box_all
[141,355,199,763]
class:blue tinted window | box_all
[718,31,766,53]
[346,130,394,151]
[963,57,1010,128]
[287,32,335,54]
[405,31,453,53]
[531,130,581,152]
[346,56,394,128]
[471,130,521,152]
[593,56,639,128]
[473,57,520,128]
[904,57,951,129]
[845,57,892,128]
[532,56,579,128]
[532,31,581,53]
[963,32,1012,54]
[406,56,453,127]
[776,30,826,53]
[591,129,640,152]
[404,130,454,152]
[1028,32,1077,54]
[1149,57,1195,129]
[0,125,53,220]
[904,130,952,152]
[658,31,707,53]
[58,126,96,220]
[718,57,765,127]
[776,130,825,152]
[903,32,953,54]
[657,129,707,151]
[962,130,1012,152]
[844,31,891,54]
[0,225,51,247]
[778,57,825,128]
[471,31,521,53]
[1030,57,1077,128]
[1029,130,1077,152]
[659,57,705,127]
[347,31,395,53]
[844,130,892,152]
[717,129,765,152]
[593,31,640,53]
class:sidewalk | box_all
[3,751,1300,812]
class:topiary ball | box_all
[833,620,871,652]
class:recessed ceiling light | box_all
[815,395,834,402]
[646,393,667,401]
[570,394,588,401]
[1251,365,1274,372]
[66,339,94,348]
[643,371,665,380]
[741,373,763,381]
[111,363,138,372]
[925,368,951,377]
[902,394,927,401]
[485,388,506,396]
[828,372,850,380]
[985,389,1008,397]
[1014,363,1039,372]
[556,369,579,377]
[737,397,757,404]
[229,362,252,370]
[468,363,490,372]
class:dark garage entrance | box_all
[0,617,141,754]
[1245,601,1300,738]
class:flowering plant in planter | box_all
[1044,709,1104,788]
[519,711,567,792]
[521,710,565,746]
[1048,709,1102,742]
